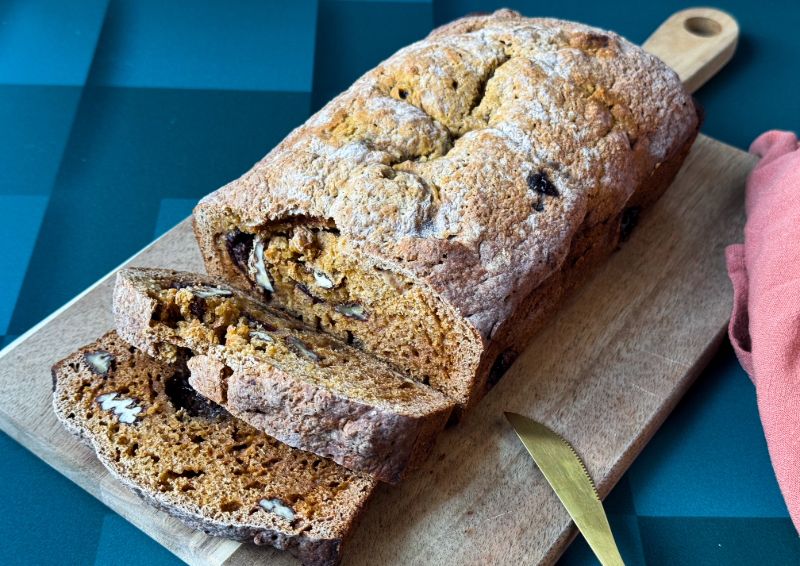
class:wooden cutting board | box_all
[0,9,751,566]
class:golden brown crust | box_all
[468,122,699,409]
[193,9,700,409]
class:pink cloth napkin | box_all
[726,130,800,531]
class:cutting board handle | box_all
[643,7,739,93]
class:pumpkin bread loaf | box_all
[51,9,704,564]
[192,9,700,412]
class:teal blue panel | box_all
[628,344,790,518]
[94,514,180,566]
[8,87,310,336]
[0,2,798,565]
[0,196,48,334]
[90,0,318,91]
[153,198,196,238]
[0,0,108,86]
[638,516,800,566]
[0,432,106,565]
[311,0,433,110]
[0,85,82,195]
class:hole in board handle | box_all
[683,16,723,37]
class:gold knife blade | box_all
[504,412,624,566]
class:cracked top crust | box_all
[194,9,698,338]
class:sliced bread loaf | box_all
[52,331,376,566]
[192,10,699,412]
[112,267,454,483]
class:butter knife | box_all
[505,412,624,566]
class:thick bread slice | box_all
[112,267,454,483]
[52,332,376,566]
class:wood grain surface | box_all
[643,7,739,93]
[0,133,755,565]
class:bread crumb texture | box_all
[113,267,454,483]
[129,268,447,410]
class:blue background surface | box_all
[0,1,799,564]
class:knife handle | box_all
[643,7,739,93]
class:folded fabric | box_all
[726,130,800,531]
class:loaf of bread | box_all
[113,267,454,483]
[193,9,700,411]
[52,332,376,566]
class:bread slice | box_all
[112,267,454,483]
[52,331,376,566]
